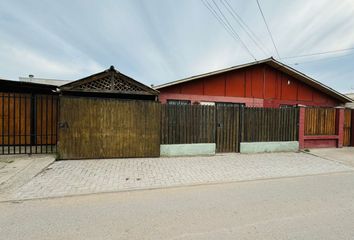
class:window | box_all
[280,104,296,108]
[216,102,245,108]
[167,99,191,105]
[200,101,215,106]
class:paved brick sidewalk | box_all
[7,152,353,200]
[0,155,55,201]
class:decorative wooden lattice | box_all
[74,75,146,93]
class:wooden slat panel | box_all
[35,95,58,145]
[215,105,240,152]
[160,104,216,146]
[58,96,160,159]
[161,105,298,152]
[242,107,299,142]
[304,107,336,136]
[343,109,352,146]
[0,93,31,145]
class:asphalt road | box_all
[1,172,354,240]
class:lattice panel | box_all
[76,76,112,91]
[74,75,146,93]
[112,75,144,92]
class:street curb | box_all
[2,169,353,203]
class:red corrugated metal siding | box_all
[180,79,203,95]
[281,74,298,100]
[204,75,225,96]
[298,84,313,101]
[225,71,245,97]
[264,66,277,99]
[158,64,341,107]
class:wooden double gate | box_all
[58,96,160,159]
[161,104,299,153]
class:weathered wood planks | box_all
[58,96,160,159]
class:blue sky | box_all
[0,0,354,93]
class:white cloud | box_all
[0,43,103,80]
[0,0,353,92]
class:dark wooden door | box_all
[58,96,160,159]
[215,104,241,153]
[343,109,352,146]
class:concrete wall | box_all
[240,141,299,153]
[160,143,216,157]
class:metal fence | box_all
[0,93,58,155]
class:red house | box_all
[155,58,351,107]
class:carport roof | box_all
[0,78,58,94]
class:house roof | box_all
[0,78,58,94]
[154,58,352,103]
[19,77,71,86]
[60,66,159,96]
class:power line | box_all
[201,0,248,54]
[200,0,235,40]
[201,0,257,60]
[210,0,257,60]
[287,51,354,65]
[220,0,270,57]
[256,0,280,58]
[281,47,354,59]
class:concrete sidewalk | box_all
[5,152,353,201]
[0,155,55,201]
[307,148,354,167]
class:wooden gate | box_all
[344,109,352,146]
[160,104,241,153]
[58,96,160,159]
[215,105,241,152]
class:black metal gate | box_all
[0,93,58,155]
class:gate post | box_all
[352,109,354,146]
[336,107,345,148]
[298,105,306,149]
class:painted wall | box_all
[158,64,341,107]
